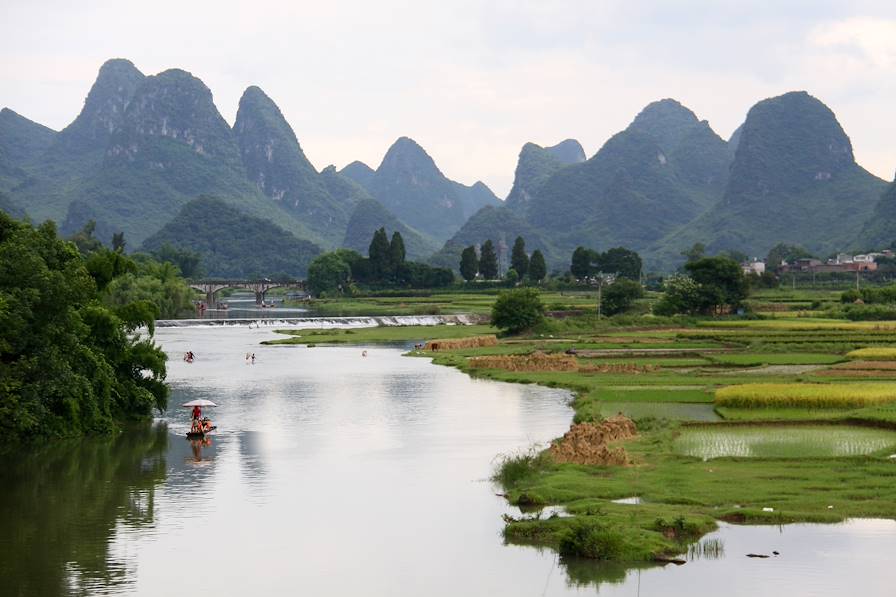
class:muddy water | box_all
[2,324,894,596]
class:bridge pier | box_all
[189,280,306,308]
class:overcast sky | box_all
[2,1,895,196]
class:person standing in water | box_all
[251,353,256,364]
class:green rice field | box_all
[673,424,896,459]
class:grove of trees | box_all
[459,237,546,284]
[308,228,454,295]
[654,256,749,315]
[0,213,173,442]
[571,246,642,280]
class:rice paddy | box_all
[846,347,896,360]
[715,383,896,409]
[673,425,896,459]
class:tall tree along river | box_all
[1,323,893,595]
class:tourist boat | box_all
[186,423,217,440]
[182,399,219,439]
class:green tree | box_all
[389,231,406,270]
[491,287,545,334]
[111,231,126,253]
[596,247,642,280]
[653,275,701,316]
[571,246,592,278]
[307,252,352,296]
[0,214,169,442]
[681,242,706,264]
[368,227,391,280]
[511,236,529,279]
[504,267,519,286]
[151,243,205,279]
[103,257,194,319]
[601,278,644,316]
[529,250,547,282]
[685,256,749,314]
[69,220,103,254]
[479,240,498,279]
[460,245,479,281]
[766,243,812,268]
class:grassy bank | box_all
[266,291,896,563]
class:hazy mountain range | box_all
[1,58,894,275]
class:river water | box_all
[2,324,894,596]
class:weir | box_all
[155,314,488,328]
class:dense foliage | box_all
[460,246,479,281]
[601,278,644,316]
[654,256,748,315]
[491,288,545,334]
[511,236,529,278]
[0,213,170,442]
[570,246,642,280]
[529,250,547,282]
[479,240,499,279]
[766,243,813,268]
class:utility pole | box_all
[597,276,603,319]
[856,268,861,291]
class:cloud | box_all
[809,16,896,69]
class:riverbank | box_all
[267,308,896,563]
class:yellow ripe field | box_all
[700,319,896,331]
[846,348,896,361]
[715,383,896,409]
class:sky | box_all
[2,0,895,197]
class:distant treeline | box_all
[308,228,454,295]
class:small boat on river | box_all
[182,399,219,439]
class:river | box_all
[1,323,894,595]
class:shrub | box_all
[558,519,626,560]
[493,449,551,488]
[491,288,545,334]
[601,278,644,316]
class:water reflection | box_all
[0,424,168,596]
[6,324,896,596]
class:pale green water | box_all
[674,425,896,459]
[600,401,721,421]
[2,325,895,596]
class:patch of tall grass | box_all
[493,449,552,488]
[715,383,896,408]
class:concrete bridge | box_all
[190,279,306,306]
